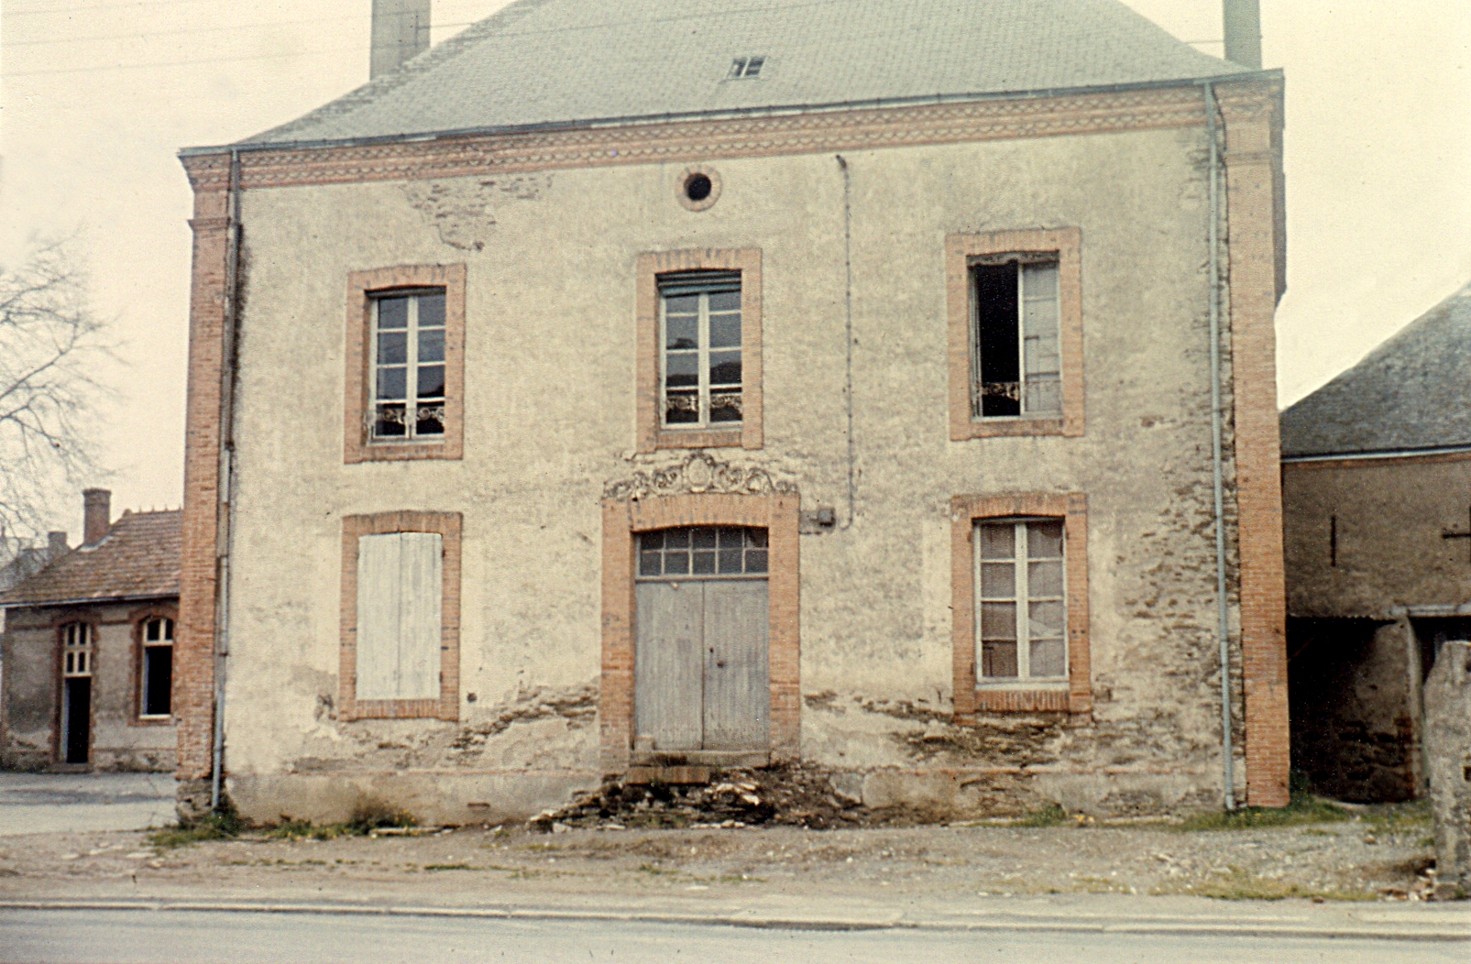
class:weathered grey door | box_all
[634,527,769,753]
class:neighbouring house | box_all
[0,490,181,772]
[1282,280,1471,802]
[0,532,70,598]
[175,0,1289,823]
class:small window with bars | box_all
[371,288,447,440]
[61,622,93,677]
[970,258,1061,419]
[659,272,743,429]
[139,616,174,718]
[976,518,1067,680]
[638,527,768,579]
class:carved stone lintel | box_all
[603,452,797,502]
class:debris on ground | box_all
[530,764,867,831]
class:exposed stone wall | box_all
[1424,640,1471,899]
[187,82,1287,824]
[0,602,177,772]
[1287,618,1417,801]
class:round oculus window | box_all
[684,173,713,202]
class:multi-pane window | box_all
[660,273,743,429]
[638,527,768,579]
[139,616,174,718]
[371,288,447,440]
[971,259,1061,419]
[728,55,766,78]
[976,519,1067,680]
[61,622,93,677]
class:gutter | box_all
[1201,80,1236,811]
[210,149,244,812]
[178,70,1282,159]
[0,592,177,611]
[1282,443,1471,464]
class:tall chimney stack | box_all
[1223,0,1263,69]
[370,0,431,80]
[83,488,111,547]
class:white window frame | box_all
[975,517,1068,683]
[370,287,447,442]
[138,616,174,719]
[659,273,743,431]
[969,258,1062,420]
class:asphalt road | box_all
[0,773,175,836]
[2,908,1468,963]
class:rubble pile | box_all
[530,764,865,831]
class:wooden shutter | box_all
[356,532,442,701]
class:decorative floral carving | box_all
[604,452,797,501]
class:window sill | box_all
[654,428,745,451]
[953,416,1075,440]
[967,687,1086,714]
[347,439,460,464]
[129,715,174,727]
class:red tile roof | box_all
[0,509,180,606]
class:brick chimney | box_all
[370,0,431,80]
[83,488,111,546]
[1223,0,1263,69]
[47,531,69,559]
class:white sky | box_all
[2,0,1468,535]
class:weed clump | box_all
[149,806,246,850]
[1175,791,1348,832]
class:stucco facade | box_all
[178,68,1289,822]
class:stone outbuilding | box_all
[0,490,181,772]
[1282,280,1471,801]
[175,0,1290,823]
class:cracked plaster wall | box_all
[222,124,1246,822]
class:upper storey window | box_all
[728,56,766,79]
[947,228,1083,439]
[660,272,743,430]
[372,289,446,440]
[344,264,465,463]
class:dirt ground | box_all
[0,799,1441,908]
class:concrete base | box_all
[226,770,604,826]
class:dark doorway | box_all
[62,677,92,765]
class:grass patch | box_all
[261,802,417,841]
[148,808,246,850]
[1361,799,1432,834]
[1175,791,1348,832]
[1010,804,1070,828]
[1182,868,1374,902]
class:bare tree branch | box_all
[0,237,112,544]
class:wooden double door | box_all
[634,527,770,754]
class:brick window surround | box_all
[952,493,1090,717]
[129,605,178,726]
[636,248,763,453]
[339,511,462,721]
[344,264,466,463]
[600,492,799,770]
[947,228,1084,440]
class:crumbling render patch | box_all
[401,176,552,251]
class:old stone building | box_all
[0,490,180,772]
[1282,280,1471,801]
[176,0,1289,823]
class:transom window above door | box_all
[660,272,743,430]
[638,526,768,579]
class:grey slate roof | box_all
[1280,281,1471,458]
[242,0,1249,147]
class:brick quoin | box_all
[1221,79,1290,808]
[174,177,230,782]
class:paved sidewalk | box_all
[0,772,175,836]
[4,890,1469,943]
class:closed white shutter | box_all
[357,532,442,701]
